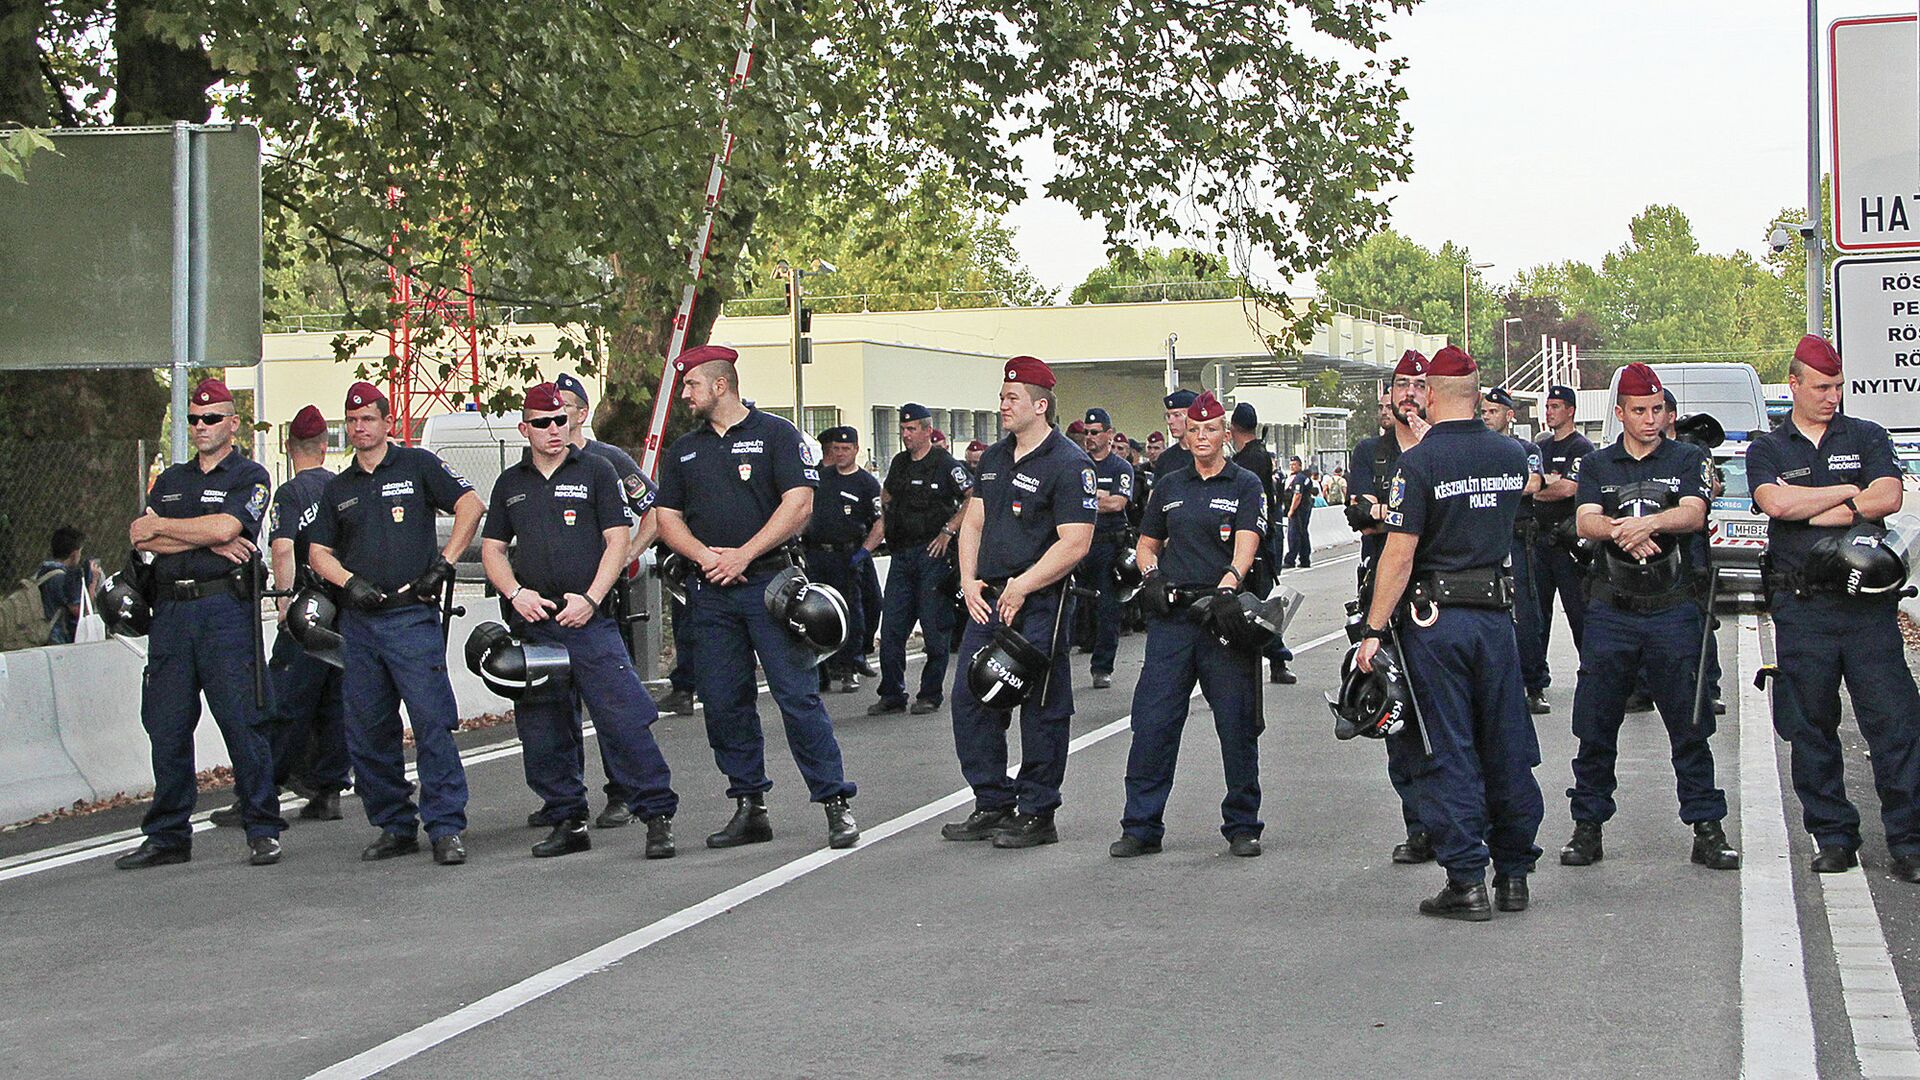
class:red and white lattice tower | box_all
[383,187,480,445]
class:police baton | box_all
[245,552,296,711]
[1689,563,1719,731]
[1384,620,1435,760]
[437,577,466,648]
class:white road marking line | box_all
[1738,614,1818,1080]
[306,627,1351,1080]
[1820,867,1920,1078]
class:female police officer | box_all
[1112,391,1269,859]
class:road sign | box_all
[1831,254,1920,434]
[1203,360,1237,394]
[1829,15,1920,252]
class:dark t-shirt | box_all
[1746,412,1901,577]
[267,465,335,570]
[1384,419,1530,574]
[309,444,473,591]
[146,450,272,583]
[1140,462,1267,588]
[37,560,80,644]
[1282,470,1317,519]
[808,466,883,547]
[656,407,817,550]
[483,448,631,598]
[1090,452,1136,535]
[973,430,1097,581]
[1534,430,1595,526]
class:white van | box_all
[1599,362,1769,445]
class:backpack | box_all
[0,568,63,652]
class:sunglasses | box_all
[525,415,569,429]
[187,412,233,426]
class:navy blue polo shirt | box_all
[1155,442,1194,479]
[309,443,474,591]
[655,406,817,550]
[1349,432,1404,561]
[1746,412,1901,577]
[483,447,630,598]
[882,447,973,547]
[1140,460,1266,588]
[146,449,272,582]
[580,438,656,518]
[973,429,1097,581]
[808,465,882,547]
[1231,441,1279,533]
[1575,435,1712,569]
[1383,419,1530,574]
[1090,452,1135,535]
[267,465,335,570]
[1509,434,1544,522]
[1535,430,1594,525]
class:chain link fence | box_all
[0,440,151,584]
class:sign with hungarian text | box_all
[1831,255,1920,434]
[1829,15,1920,252]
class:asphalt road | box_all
[1,541,1916,1079]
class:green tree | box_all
[1315,229,1502,357]
[1068,247,1244,304]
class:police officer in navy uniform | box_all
[553,371,669,827]
[1559,364,1739,872]
[116,378,287,869]
[805,426,882,693]
[308,381,484,866]
[1155,389,1197,479]
[654,345,860,850]
[1532,385,1594,684]
[871,402,973,716]
[1228,402,1293,684]
[1113,391,1268,858]
[1480,387,1551,715]
[1346,351,1434,864]
[482,384,680,860]
[1280,456,1317,568]
[1077,407,1133,689]
[941,355,1096,848]
[1749,335,1920,883]
[1358,346,1543,920]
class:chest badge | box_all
[391,505,405,524]
[738,462,753,482]
[1011,499,1023,518]
[563,508,578,527]
[1220,520,1232,544]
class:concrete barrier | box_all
[0,649,89,825]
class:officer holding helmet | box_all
[653,345,860,851]
[942,355,1095,849]
[872,403,973,716]
[1077,407,1133,688]
[1113,391,1268,858]
[482,383,679,860]
[1748,335,1920,883]
[805,426,882,693]
[1480,387,1550,715]
[1559,364,1738,872]
[115,378,285,870]
[1358,346,1542,921]
[308,381,484,866]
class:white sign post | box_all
[1831,254,1920,434]
[1829,15,1920,252]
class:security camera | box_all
[1768,225,1795,255]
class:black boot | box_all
[595,802,635,829]
[1560,820,1604,866]
[1891,855,1920,884]
[1492,875,1529,912]
[824,797,860,849]
[532,820,591,858]
[643,815,675,859]
[1690,821,1740,870]
[940,807,1014,841]
[991,811,1058,849]
[209,803,244,829]
[655,687,697,715]
[1109,834,1162,858]
[362,831,420,861]
[1391,830,1434,864]
[1270,661,1297,685]
[1811,845,1858,873]
[432,834,468,865]
[298,791,343,821]
[248,835,283,866]
[1419,879,1493,922]
[115,839,191,870]
[1526,689,1550,715]
[706,795,773,849]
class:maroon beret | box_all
[1003,355,1056,389]
[1793,334,1841,376]
[673,344,739,374]
[1188,390,1227,422]
[1616,362,1664,398]
[1146,431,1165,444]
[191,378,233,407]
[524,382,565,413]
[1394,350,1429,377]
[931,429,948,444]
[344,381,387,411]
[289,404,327,440]
[1428,345,1477,377]
[966,439,987,452]
[1066,420,1087,435]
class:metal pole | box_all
[169,122,191,463]
[1805,0,1826,335]
[1462,261,1470,348]
[790,269,804,429]
[1165,333,1178,392]
[189,128,209,442]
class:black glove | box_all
[1187,586,1238,626]
[1138,569,1173,618]
[1344,496,1377,532]
[342,575,386,611]
[408,555,454,601]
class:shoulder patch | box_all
[1082,468,1097,496]
[246,483,269,520]
[441,459,472,488]
[1389,473,1406,509]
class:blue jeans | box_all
[686,573,855,803]
[266,629,349,792]
[140,594,284,845]
[1568,600,1725,825]
[949,589,1076,815]
[516,616,678,822]
[341,605,469,840]
[878,545,954,705]
[1122,614,1263,842]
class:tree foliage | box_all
[1314,228,1501,356]
[1067,247,1244,304]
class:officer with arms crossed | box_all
[871,403,973,716]
[941,355,1096,848]
[1114,391,1268,858]
[308,381,484,866]
[482,384,679,860]
[1748,335,1920,883]
[1358,346,1543,921]
[1346,352,1434,864]
[1480,388,1551,715]
[654,345,860,850]
[117,379,286,869]
[1559,364,1738,871]
[1532,385,1594,685]
[1078,407,1133,689]
[805,426,883,693]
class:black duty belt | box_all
[1407,568,1513,612]
[806,540,861,554]
[1586,577,1693,614]
[154,576,237,602]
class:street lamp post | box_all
[1463,260,1494,350]
[1502,316,1523,387]
[776,258,838,431]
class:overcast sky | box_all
[1003,0,1909,299]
